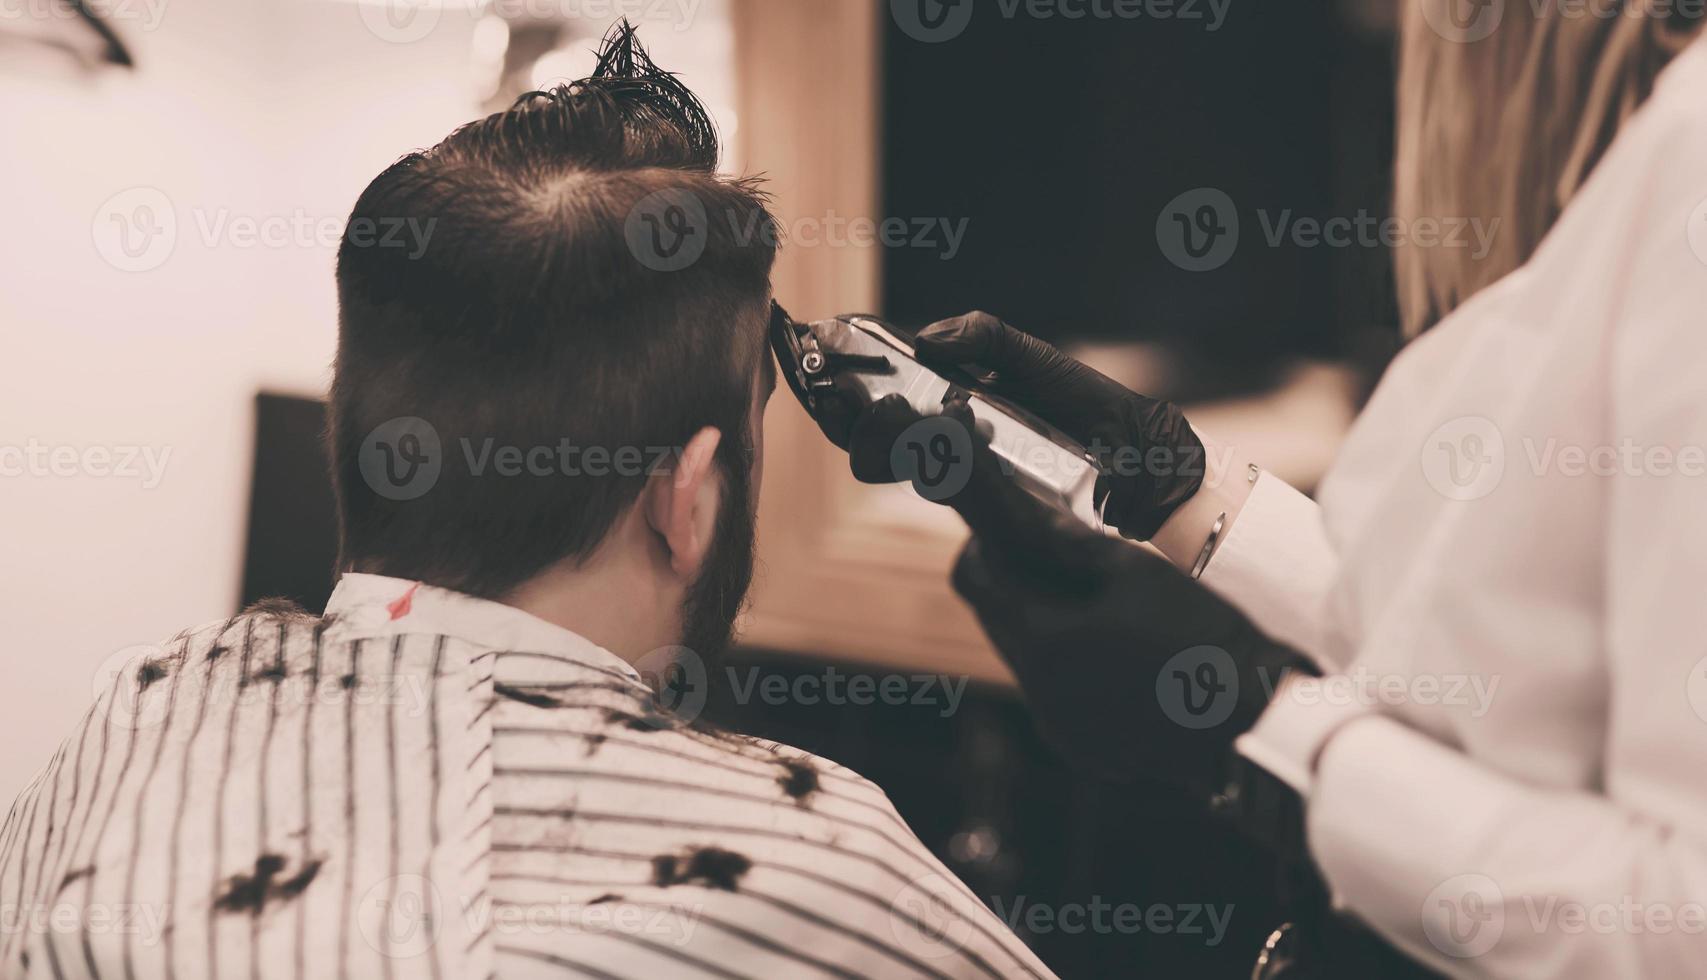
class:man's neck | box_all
[500,533,679,666]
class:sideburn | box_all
[676,437,757,668]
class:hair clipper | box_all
[769,305,1105,531]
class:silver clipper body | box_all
[770,309,1104,531]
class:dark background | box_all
[881,0,1400,393]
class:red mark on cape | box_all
[387,583,419,621]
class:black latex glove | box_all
[906,311,1205,541]
[853,395,1317,788]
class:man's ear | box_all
[644,426,724,579]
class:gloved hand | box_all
[850,395,1317,787]
[903,311,1206,541]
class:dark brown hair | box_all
[330,21,777,597]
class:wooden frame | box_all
[730,0,1013,684]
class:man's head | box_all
[330,23,777,659]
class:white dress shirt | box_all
[0,574,1058,980]
[1208,33,1707,979]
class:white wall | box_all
[0,0,733,803]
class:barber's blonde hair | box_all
[1394,0,1702,335]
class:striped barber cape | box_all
[0,573,1059,980]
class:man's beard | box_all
[676,446,757,666]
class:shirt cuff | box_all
[1199,471,1339,668]
[1234,674,1375,795]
